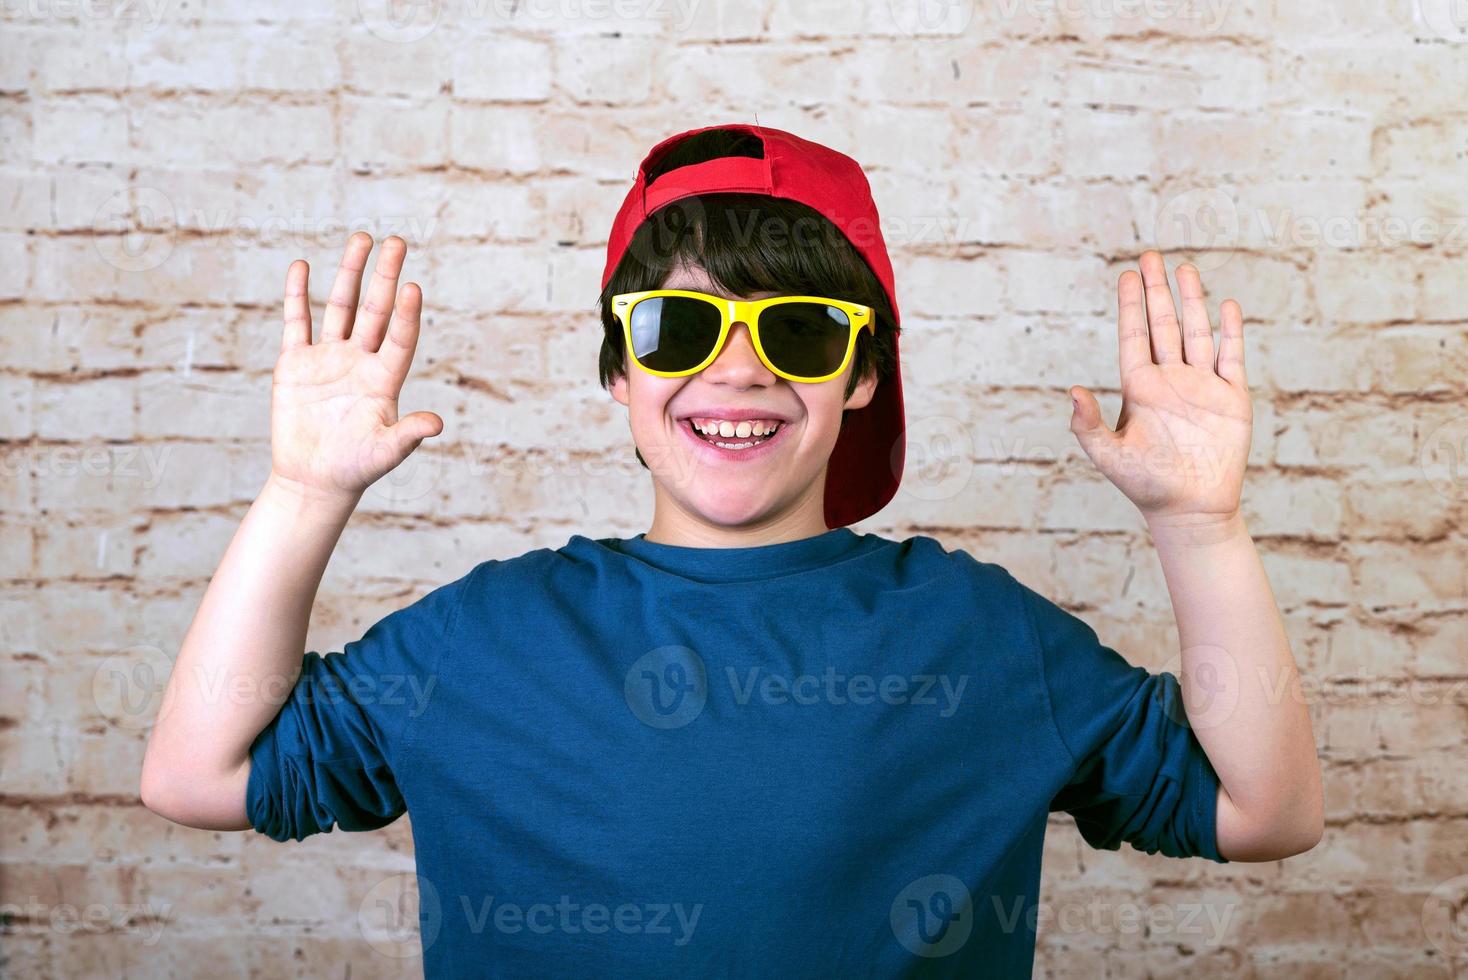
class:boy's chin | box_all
[679,492,790,530]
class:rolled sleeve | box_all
[245,571,475,843]
[246,650,408,842]
[1013,574,1229,864]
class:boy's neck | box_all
[643,498,834,549]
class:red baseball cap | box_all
[602,123,906,529]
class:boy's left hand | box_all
[1067,250,1252,529]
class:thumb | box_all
[1067,386,1115,452]
[388,411,444,457]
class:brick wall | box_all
[3,0,1466,975]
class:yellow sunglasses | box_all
[612,288,875,384]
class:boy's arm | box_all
[140,232,442,831]
[1066,250,1323,862]
[138,477,358,830]
[1146,512,1323,861]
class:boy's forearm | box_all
[140,474,360,828]
[1145,511,1324,861]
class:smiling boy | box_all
[140,124,1323,977]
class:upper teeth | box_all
[691,418,781,439]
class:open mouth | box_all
[678,418,791,457]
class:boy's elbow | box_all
[1266,814,1324,860]
[1215,785,1324,862]
[139,756,254,832]
[139,760,191,825]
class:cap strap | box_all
[641,156,772,215]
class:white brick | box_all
[448,105,545,173]
[340,96,449,170]
[453,38,553,101]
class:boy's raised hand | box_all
[1067,250,1252,529]
[269,232,443,504]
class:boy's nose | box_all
[702,321,772,382]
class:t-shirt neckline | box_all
[581,527,868,582]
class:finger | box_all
[1117,269,1151,380]
[282,259,312,352]
[387,411,444,459]
[1216,298,1248,389]
[1175,263,1217,372]
[322,231,374,342]
[1138,250,1183,364]
[354,236,408,353]
[379,282,424,394]
[1069,385,1121,458]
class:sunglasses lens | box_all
[757,303,852,378]
[629,296,722,373]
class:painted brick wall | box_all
[3,0,1467,975]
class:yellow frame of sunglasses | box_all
[612,289,875,384]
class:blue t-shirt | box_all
[246,527,1227,977]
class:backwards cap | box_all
[601,123,906,529]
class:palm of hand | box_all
[1069,252,1253,527]
[272,341,408,496]
[268,233,442,502]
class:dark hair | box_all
[596,128,900,471]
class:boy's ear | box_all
[610,372,630,408]
[842,367,879,412]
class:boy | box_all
[140,124,1323,977]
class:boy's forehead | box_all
[661,263,778,301]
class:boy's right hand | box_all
[269,232,443,506]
